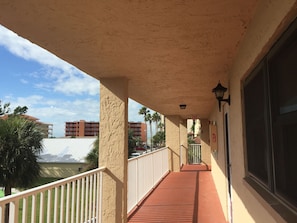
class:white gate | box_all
[188,144,201,164]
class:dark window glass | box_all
[274,123,297,207]
[269,34,297,207]
[244,66,269,185]
[269,37,297,115]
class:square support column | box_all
[180,119,188,166]
[165,115,182,172]
[200,119,211,169]
[99,78,128,223]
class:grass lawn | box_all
[0,189,4,198]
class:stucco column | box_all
[180,119,188,166]
[99,78,128,223]
[165,115,181,172]
[200,119,211,169]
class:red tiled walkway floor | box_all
[128,165,227,223]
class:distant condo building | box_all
[23,115,53,138]
[128,122,147,143]
[65,120,99,137]
[65,120,147,142]
[1,114,53,138]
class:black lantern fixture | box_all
[179,104,187,109]
[212,82,231,112]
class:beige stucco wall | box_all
[209,107,230,222]
[40,162,87,178]
[210,0,297,222]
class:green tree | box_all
[138,106,153,146]
[128,129,137,156]
[158,122,165,131]
[13,105,28,115]
[152,131,165,148]
[0,101,10,115]
[0,104,43,223]
[85,136,99,170]
[188,134,195,145]
[191,119,196,139]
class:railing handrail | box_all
[0,166,106,204]
[128,146,168,161]
[127,146,169,213]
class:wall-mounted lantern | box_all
[212,82,231,112]
[179,104,187,109]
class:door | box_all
[224,105,233,223]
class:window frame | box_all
[243,16,297,221]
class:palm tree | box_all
[152,112,161,132]
[139,107,155,148]
[138,106,149,120]
[138,106,149,147]
[85,136,99,170]
[145,112,153,148]
[0,115,43,223]
[158,122,165,131]
[0,101,10,115]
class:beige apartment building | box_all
[1,114,53,138]
[1,1,297,222]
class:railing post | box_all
[136,157,139,207]
[39,192,44,223]
[99,171,103,223]
[9,201,17,223]
[46,190,51,223]
[31,195,36,223]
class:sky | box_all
[0,25,147,137]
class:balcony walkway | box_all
[128,164,227,223]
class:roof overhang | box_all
[0,0,259,119]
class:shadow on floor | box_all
[128,164,227,223]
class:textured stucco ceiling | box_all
[0,0,259,119]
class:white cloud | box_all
[0,25,72,70]
[0,25,99,96]
[20,79,28,84]
[33,67,99,96]
[52,71,99,96]
[128,99,144,122]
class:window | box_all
[244,65,271,187]
[244,18,297,213]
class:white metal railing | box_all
[0,147,169,222]
[127,147,169,213]
[0,166,106,223]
